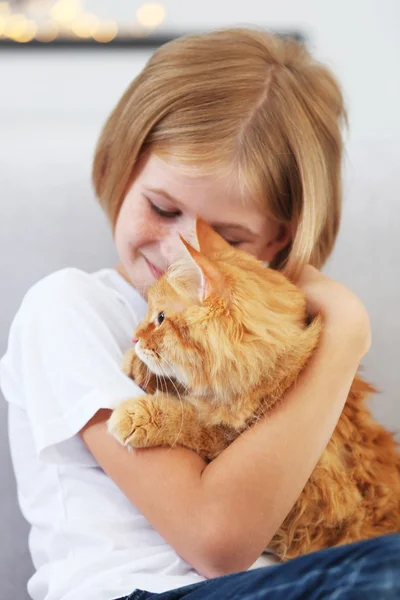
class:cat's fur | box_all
[109,218,400,560]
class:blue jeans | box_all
[116,534,400,599]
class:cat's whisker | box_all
[134,368,151,392]
[151,355,172,423]
[154,354,177,402]
[161,375,174,433]
[162,375,185,451]
[153,372,173,436]
[129,359,147,386]
[155,374,162,396]
[157,353,188,398]
[155,351,186,451]
[133,372,146,386]
[155,361,175,433]
[144,369,152,390]
[137,360,152,392]
[155,352,189,395]
[154,367,166,400]
[155,353,186,397]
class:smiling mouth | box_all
[143,256,164,280]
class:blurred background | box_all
[0,1,399,597]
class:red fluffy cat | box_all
[109,217,400,560]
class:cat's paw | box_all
[108,397,163,449]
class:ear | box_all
[194,216,232,256]
[179,235,226,301]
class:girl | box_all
[1,27,399,600]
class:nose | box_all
[132,337,138,344]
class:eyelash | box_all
[148,199,182,219]
[147,198,242,246]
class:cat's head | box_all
[133,218,313,401]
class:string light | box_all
[136,3,165,29]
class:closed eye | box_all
[147,198,182,219]
[147,197,244,244]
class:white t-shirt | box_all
[0,267,276,600]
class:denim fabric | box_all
[117,533,400,599]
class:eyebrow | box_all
[145,187,257,237]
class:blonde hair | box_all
[93,27,347,279]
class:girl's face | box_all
[114,153,290,297]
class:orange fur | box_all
[109,218,400,560]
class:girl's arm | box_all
[80,267,371,578]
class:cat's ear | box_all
[194,216,232,256]
[179,235,226,301]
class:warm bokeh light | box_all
[51,0,82,24]
[5,14,37,43]
[0,2,167,43]
[92,20,118,43]
[71,13,98,38]
[136,3,165,29]
[4,13,26,39]
[35,20,59,43]
[17,20,37,43]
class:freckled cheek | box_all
[131,215,160,246]
[119,208,167,253]
[141,218,167,244]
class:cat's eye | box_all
[156,312,166,326]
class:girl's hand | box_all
[296,265,371,359]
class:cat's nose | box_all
[132,337,138,344]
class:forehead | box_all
[135,153,267,231]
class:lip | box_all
[144,256,164,280]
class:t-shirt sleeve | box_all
[0,268,145,466]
